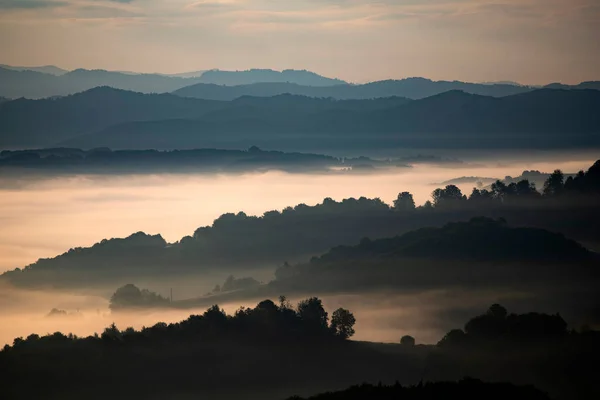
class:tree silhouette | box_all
[297,297,329,333]
[393,192,415,211]
[432,185,466,207]
[400,335,415,346]
[330,308,356,339]
[543,169,564,196]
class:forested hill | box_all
[2,160,599,289]
[311,217,591,264]
[2,87,598,150]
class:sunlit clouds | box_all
[0,0,598,83]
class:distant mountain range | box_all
[193,68,347,86]
[0,87,598,150]
[172,78,537,100]
[0,67,346,99]
[0,64,598,100]
[0,64,68,76]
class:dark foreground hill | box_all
[1,301,596,399]
[287,380,550,400]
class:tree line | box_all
[4,296,356,354]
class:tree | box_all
[490,180,508,200]
[437,329,466,347]
[330,308,356,339]
[543,169,564,196]
[297,297,329,331]
[400,335,415,346]
[431,185,466,207]
[487,303,508,319]
[393,192,415,211]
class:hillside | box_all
[0,67,345,99]
[0,87,224,147]
[0,91,408,148]
[3,160,600,289]
[57,89,600,150]
[0,67,204,99]
[196,68,346,86]
[0,64,68,76]
[174,77,533,100]
[270,217,597,293]
[1,301,597,400]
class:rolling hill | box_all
[0,67,346,99]
[173,77,533,100]
[59,89,600,150]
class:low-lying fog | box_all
[0,281,580,347]
[1,151,596,273]
[0,149,597,346]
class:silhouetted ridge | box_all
[312,217,590,264]
[287,379,550,400]
[18,232,166,274]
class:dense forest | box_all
[2,302,597,399]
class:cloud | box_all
[0,0,68,9]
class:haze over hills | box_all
[50,88,600,151]
[0,88,412,148]
[173,78,534,100]
[0,147,392,175]
[194,69,347,86]
[1,86,598,150]
[0,67,206,100]
[3,159,599,289]
[0,64,68,76]
[0,63,598,101]
[0,67,346,99]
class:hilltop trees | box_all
[109,284,170,310]
[393,192,415,211]
[8,296,356,353]
[432,185,466,207]
[330,308,357,339]
[438,304,568,346]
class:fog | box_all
[0,154,596,273]
[0,280,550,347]
[0,151,598,348]
[3,277,593,348]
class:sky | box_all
[0,0,598,84]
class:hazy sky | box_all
[0,0,599,84]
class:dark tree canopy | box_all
[330,308,356,339]
[393,192,416,211]
[400,335,416,346]
[109,284,169,310]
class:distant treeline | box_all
[2,160,599,289]
[0,146,388,174]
